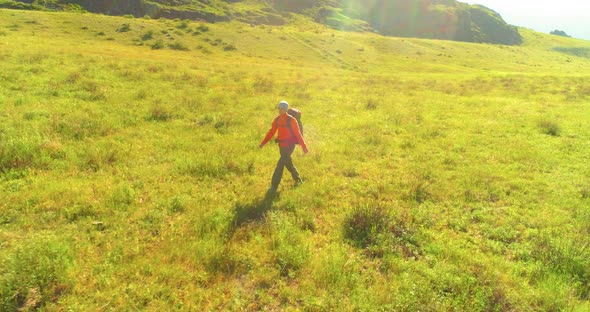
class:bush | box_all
[552,47,590,58]
[176,19,190,29]
[51,111,112,140]
[343,204,391,249]
[343,204,422,258]
[168,42,189,51]
[0,132,48,173]
[253,75,274,93]
[223,44,237,51]
[147,102,173,121]
[108,184,136,211]
[150,40,164,50]
[538,119,560,136]
[0,237,74,311]
[532,235,590,299]
[366,98,377,110]
[116,23,131,33]
[550,30,570,37]
[78,140,123,172]
[141,30,154,41]
[196,24,209,32]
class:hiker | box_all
[259,101,308,193]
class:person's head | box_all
[278,100,289,114]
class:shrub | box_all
[0,237,73,311]
[366,98,377,110]
[51,111,112,140]
[139,209,164,237]
[532,235,590,299]
[552,47,590,58]
[147,102,173,121]
[550,30,570,37]
[167,196,186,214]
[343,204,391,249]
[538,119,560,136]
[253,75,274,93]
[197,45,211,54]
[63,204,97,222]
[196,24,209,32]
[223,44,237,51]
[116,23,131,33]
[407,177,432,203]
[141,30,154,41]
[0,133,48,173]
[176,19,190,29]
[108,184,135,211]
[343,204,422,258]
[78,141,122,172]
[150,40,164,50]
[168,42,189,51]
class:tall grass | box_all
[1,8,590,311]
[0,236,74,311]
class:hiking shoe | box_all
[294,179,303,187]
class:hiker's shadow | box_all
[231,190,278,230]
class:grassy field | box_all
[1,8,590,311]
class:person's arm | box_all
[259,119,278,148]
[291,118,308,153]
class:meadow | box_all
[1,8,590,311]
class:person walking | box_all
[259,101,308,193]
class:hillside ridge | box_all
[2,0,523,45]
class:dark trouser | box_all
[271,144,301,188]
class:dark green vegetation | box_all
[1,7,590,311]
[551,29,571,38]
[1,0,523,45]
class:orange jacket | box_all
[260,113,307,150]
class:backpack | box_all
[275,108,303,143]
[287,108,303,136]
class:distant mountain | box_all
[311,1,522,45]
[2,0,522,45]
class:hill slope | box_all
[2,0,523,44]
[1,8,590,311]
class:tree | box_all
[550,30,570,37]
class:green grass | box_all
[1,8,590,311]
